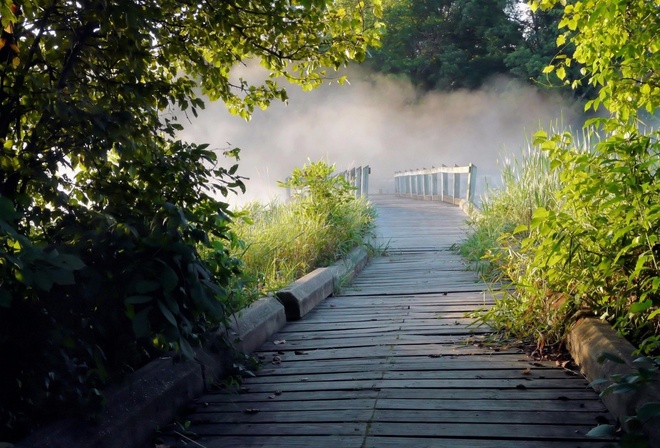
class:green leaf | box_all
[125,295,153,305]
[47,253,86,270]
[512,225,528,235]
[0,196,20,221]
[637,402,660,422]
[556,66,566,80]
[132,307,152,339]
[135,280,161,294]
[629,300,652,314]
[33,271,54,291]
[158,300,178,327]
[586,424,616,438]
[159,266,179,293]
[52,268,76,286]
[589,378,611,388]
[597,352,625,364]
[179,336,195,359]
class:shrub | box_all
[465,122,660,355]
[231,161,377,296]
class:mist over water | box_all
[178,67,581,207]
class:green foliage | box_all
[367,0,591,97]
[588,355,660,447]
[466,0,660,355]
[532,0,660,119]
[459,138,562,280]
[504,3,593,99]
[370,0,522,90]
[0,0,382,440]
[233,161,376,294]
[470,123,660,353]
[519,126,660,350]
[279,160,358,220]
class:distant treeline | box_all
[367,0,593,100]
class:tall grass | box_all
[458,124,660,353]
[232,196,376,300]
[459,142,562,281]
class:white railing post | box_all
[441,164,447,202]
[467,163,476,203]
[453,164,460,204]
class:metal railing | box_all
[394,164,476,205]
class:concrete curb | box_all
[458,198,480,219]
[275,246,370,321]
[16,298,287,448]
[16,247,369,448]
[328,246,370,288]
[228,296,287,354]
[276,267,335,320]
[567,317,660,446]
[17,355,212,448]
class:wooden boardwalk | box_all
[162,195,614,448]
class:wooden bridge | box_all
[161,195,614,448]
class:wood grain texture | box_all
[160,195,615,448]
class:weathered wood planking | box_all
[160,195,615,448]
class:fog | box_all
[178,66,581,207]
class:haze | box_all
[178,67,581,207]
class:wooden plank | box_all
[370,409,608,425]
[253,344,527,360]
[201,389,605,407]
[246,369,581,384]
[364,437,612,448]
[187,422,367,437]
[368,422,609,440]
[157,196,615,446]
[211,378,590,394]
[189,409,374,424]
[160,435,365,448]
[201,389,379,404]
[255,361,577,377]
[257,334,498,352]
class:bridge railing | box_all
[284,165,371,200]
[394,164,476,205]
[337,165,370,197]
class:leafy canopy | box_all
[473,0,660,355]
[0,0,382,440]
[370,0,521,90]
[532,0,660,119]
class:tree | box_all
[533,0,660,120]
[0,0,382,439]
[490,0,660,360]
[368,0,522,90]
[504,3,592,99]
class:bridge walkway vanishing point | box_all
[162,195,615,448]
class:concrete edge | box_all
[275,246,370,321]
[16,298,286,448]
[275,267,335,320]
[327,246,370,288]
[458,198,480,219]
[227,296,287,354]
[15,247,369,448]
[567,317,660,446]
